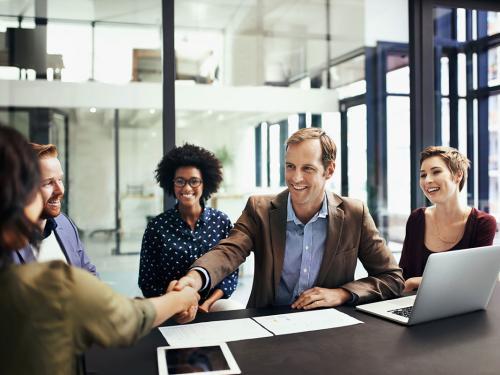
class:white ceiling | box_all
[0,0,162,24]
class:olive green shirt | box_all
[0,261,156,374]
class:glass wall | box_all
[173,0,411,256]
[173,0,365,216]
[434,7,500,233]
[0,1,164,296]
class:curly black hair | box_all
[0,125,42,267]
[155,143,223,203]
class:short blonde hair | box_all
[420,146,470,191]
[286,128,336,169]
[29,143,58,159]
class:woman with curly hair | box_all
[0,126,199,374]
[138,144,240,313]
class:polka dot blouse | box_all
[138,206,238,299]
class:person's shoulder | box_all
[54,213,76,227]
[248,194,278,203]
[333,194,364,213]
[409,207,426,219]
[473,208,498,228]
[249,189,287,207]
[13,261,76,295]
[205,207,231,222]
[147,210,174,228]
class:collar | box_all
[43,217,58,239]
[287,192,328,225]
[174,204,210,224]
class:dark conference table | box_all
[86,285,500,375]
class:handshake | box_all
[167,270,205,324]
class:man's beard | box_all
[40,199,62,219]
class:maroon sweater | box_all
[399,207,497,279]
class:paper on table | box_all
[253,308,363,335]
[158,318,273,346]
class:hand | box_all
[166,281,199,311]
[403,277,422,293]
[173,270,203,292]
[151,282,200,327]
[165,280,200,323]
[198,300,212,314]
[175,305,198,324]
[198,289,224,313]
[291,287,351,310]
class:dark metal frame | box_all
[255,124,262,187]
[372,41,410,234]
[409,0,500,211]
[162,0,176,211]
[160,1,500,221]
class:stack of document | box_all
[159,309,363,346]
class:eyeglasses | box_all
[173,177,203,188]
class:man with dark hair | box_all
[172,128,403,323]
[14,143,97,275]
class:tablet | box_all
[157,343,241,375]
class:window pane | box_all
[288,114,299,136]
[440,56,449,96]
[386,96,411,244]
[457,8,466,42]
[322,112,341,193]
[489,94,500,221]
[347,105,367,203]
[458,99,468,206]
[441,98,450,146]
[386,65,410,95]
[269,124,281,188]
[487,11,500,36]
[47,22,92,82]
[260,122,269,188]
[458,53,466,97]
[94,24,161,84]
[488,46,500,87]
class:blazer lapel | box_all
[15,246,37,264]
[53,218,74,265]
[269,191,288,294]
[315,192,344,286]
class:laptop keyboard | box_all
[389,306,413,318]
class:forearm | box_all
[343,268,404,303]
[192,239,250,287]
[204,289,224,305]
[149,293,186,327]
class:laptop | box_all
[356,245,500,325]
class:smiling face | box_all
[39,156,65,219]
[285,139,334,215]
[419,156,462,204]
[173,166,204,210]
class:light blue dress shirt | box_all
[275,193,328,305]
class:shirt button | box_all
[305,246,309,250]
[303,268,308,273]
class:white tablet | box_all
[157,343,241,375]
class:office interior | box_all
[0,0,499,303]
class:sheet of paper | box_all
[159,318,273,346]
[253,308,363,335]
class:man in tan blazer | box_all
[173,128,403,321]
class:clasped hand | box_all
[168,272,203,324]
[291,287,351,310]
